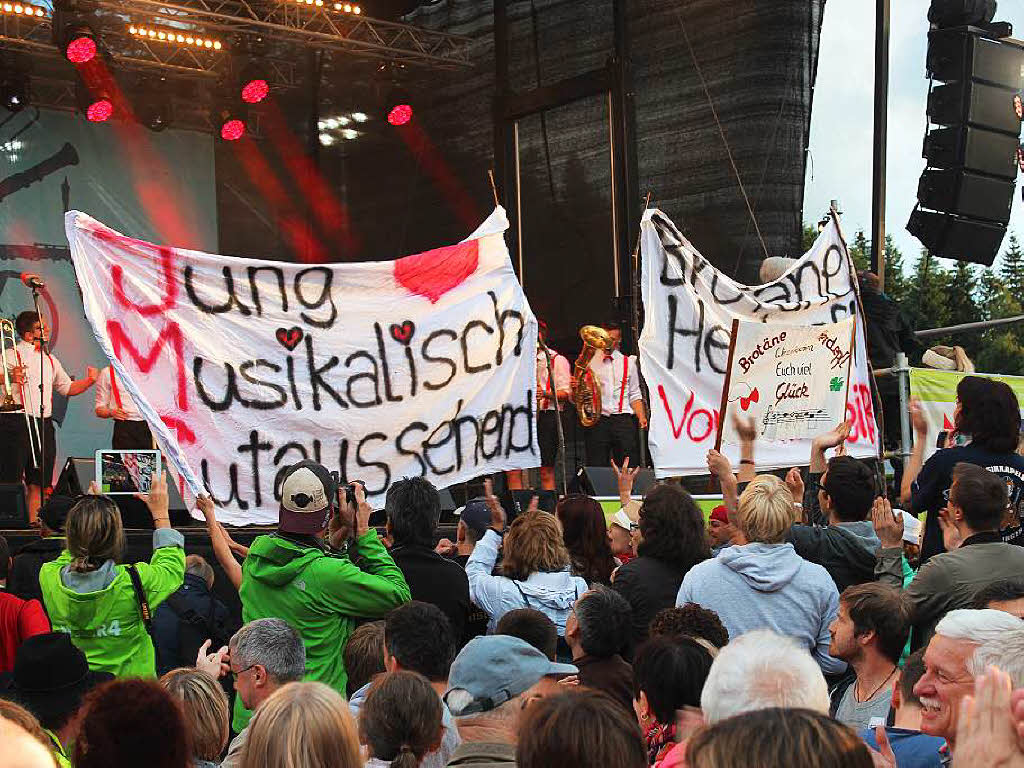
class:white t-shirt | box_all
[537,349,571,411]
[587,349,641,416]
[5,340,71,418]
[94,366,143,421]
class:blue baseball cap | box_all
[443,635,576,715]
[457,497,491,539]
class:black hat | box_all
[0,633,113,730]
[39,495,74,533]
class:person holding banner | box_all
[94,366,152,450]
[0,312,97,525]
[584,322,646,468]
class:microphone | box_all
[20,273,44,289]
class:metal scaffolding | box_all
[0,0,473,129]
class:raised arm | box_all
[900,400,930,506]
[707,449,739,514]
[734,414,758,484]
[198,495,243,591]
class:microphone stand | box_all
[538,338,568,497]
[31,286,46,497]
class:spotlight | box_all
[238,62,268,104]
[0,71,29,112]
[351,111,367,122]
[319,132,334,146]
[215,105,246,141]
[63,25,96,63]
[76,76,113,123]
[386,102,412,126]
[341,128,358,139]
[129,25,222,50]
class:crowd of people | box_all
[0,374,1024,767]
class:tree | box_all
[849,230,870,272]
[905,249,952,334]
[1000,234,1024,299]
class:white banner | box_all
[718,317,856,446]
[66,207,539,524]
[639,211,878,476]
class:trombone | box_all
[1,318,41,468]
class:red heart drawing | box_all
[390,321,415,344]
[393,240,479,304]
[276,326,303,351]
[740,387,760,411]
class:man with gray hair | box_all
[913,608,1024,758]
[218,618,306,768]
[700,629,831,724]
[563,586,634,716]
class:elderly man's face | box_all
[913,634,978,744]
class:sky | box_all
[803,0,1024,272]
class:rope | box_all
[675,10,770,266]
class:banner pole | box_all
[632,192,652,467]
[713,319,740,454]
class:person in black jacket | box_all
[7,495,73,602]
[152,554,237,676]
[611,484,708,652]
[786,427,881,593]
[385,477,470,644]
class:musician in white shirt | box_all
[584,322,647,467]
[95,365,153,450]
[506,320,572,491]
[0,312,97,523]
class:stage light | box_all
[330,2,360,13]
[341,128,358,139]
[387,102,412,126]
[63,27,96,63]
[238,60,269,104]
[86,96,112,122]
[220,118,244,140]
[129,25,222,51]
[0,71,29,112]
[351,111,367,122]
[1,3,45,15]
[319,132,334,146]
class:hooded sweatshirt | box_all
[234,530,410,731]
[466,529,588,635]
[38,528,185,678]
[786,521,881,593]
[676,542,845,675]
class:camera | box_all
[345,480,365,507]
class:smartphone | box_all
[95,449,161,495]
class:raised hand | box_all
[909,399,928,438]
[813,420,852,451]
[195,639,230,680]
[611,457,641,503]
[706,449,733,480]
[136,470,170,527]
[871,497,905,549]
[785,467,805,502]
[953,666,1024,768]
[483,478,506,533]
[733,412,757,443]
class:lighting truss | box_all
[98,0,473,68]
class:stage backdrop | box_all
[639,210,879,476]
[0,110,217,483]
[66,206,539,525]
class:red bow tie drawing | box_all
[739,388,760,411]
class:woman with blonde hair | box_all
[676,475,845,675]
[240,681,361,768]
[38,473,185,677]
[159,668,229,768]
[465,482,588,642]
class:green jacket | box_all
[39,531,185,678]
[233,530,410,731]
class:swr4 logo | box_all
[94,620,122,637]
